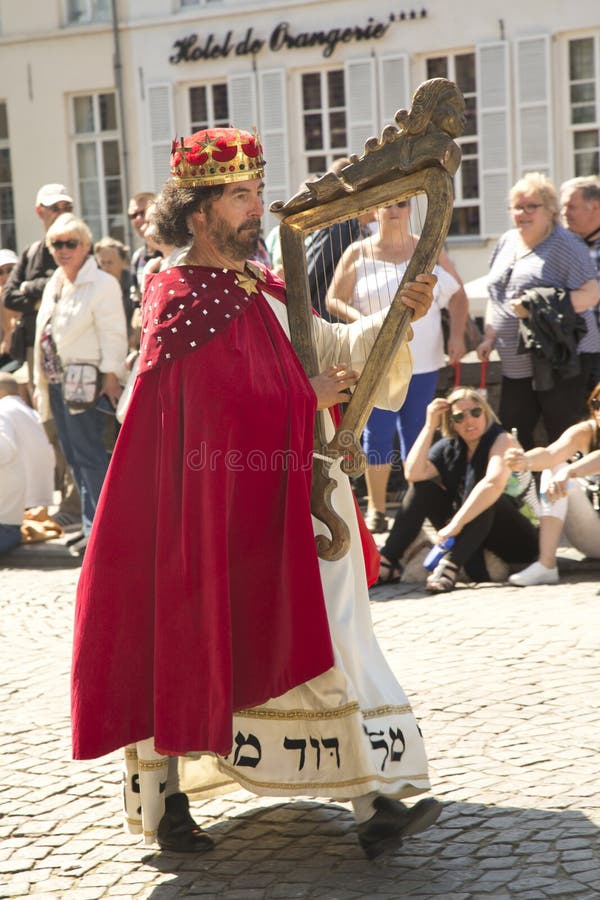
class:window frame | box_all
[188,81,230,133]
[425,50,482,239]
[71,90,125,242]
[567,34,600,178]
[298,67,350,178]
[0,101,16,251]
[64,0,110,26]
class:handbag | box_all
[62,362,102,411]
[8,318,27,365]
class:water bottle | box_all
[505,427,524,497]
[423,537,455,571]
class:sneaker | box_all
[509,561,559,587]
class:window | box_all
[72,92,124,242]
[66,0,110,24]
[180,0,222,7]
[426,52,480,237]
[0,102,16,250]
[569,37,599,177]
[189,83,229,131]
[301,69,348,176]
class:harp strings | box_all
[310,194,427,373]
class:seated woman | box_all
[505,383,600,586]
[378,387,539,593]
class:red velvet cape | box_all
[71,264,334,759]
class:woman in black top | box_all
[378,387,539,592]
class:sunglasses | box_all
[509,203,543,215]
[0,265,14,275]
[451,406,483,424]
[51,239,80,250]
[128,209,146,220]
[46,203,73,214]
[590,398,600,410]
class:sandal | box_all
[365,509,388,534]
[375,555,402,586]
[425,558,458,594]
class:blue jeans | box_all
[362,370,439,464]
[0,523,21,555]
[49,383,109,536]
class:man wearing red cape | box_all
[71,126,442,860]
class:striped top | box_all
[488,226,597,379]
[578,235,600,354]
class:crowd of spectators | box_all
[1,170,600,588]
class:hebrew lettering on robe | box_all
[283,735,341,771]
[389,726,406,763]
[283,736,307,770]
[364,726,389,771]
[232,731,262,768]
[321,736,340,768]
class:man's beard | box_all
[206,210,260,260]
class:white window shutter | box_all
[515,35,553,178]
[227,73,258,133]
[345,58,377,157]
[378,54,410,130]
[147,83,175,194]
[476,41,512,238]
[258,68,289,232]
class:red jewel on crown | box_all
[170,127,266,188]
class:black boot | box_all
[357,796,442,860]
[157,792,215,853]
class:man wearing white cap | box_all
[3,184,80,525]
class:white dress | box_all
[352,258,459,374]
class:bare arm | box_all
[437,247,468,362]
[505,421,592,473]
[477,317,496,362]
[404,396,447,482]
[325,244,363,323]
[571,278,600,313]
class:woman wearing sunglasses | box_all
[33,214,128,555]
[378,387,539,592]
[505,383,600,586]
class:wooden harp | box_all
[271,78,465,561]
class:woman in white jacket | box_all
[34,214,128,552]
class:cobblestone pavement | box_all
[1,542,599,899]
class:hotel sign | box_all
[169,11,428,63]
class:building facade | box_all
[0,0,598,278]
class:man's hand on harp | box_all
[311,365,359,409]
[400,273,437,321]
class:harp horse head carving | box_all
[271,78,466,560]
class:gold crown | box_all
[170,127,266,188]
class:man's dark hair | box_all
[153,181,225,247]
